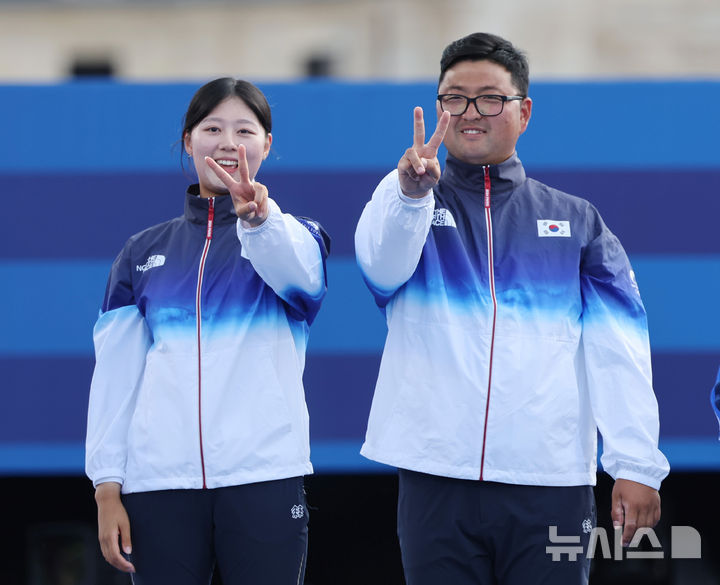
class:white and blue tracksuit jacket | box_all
[355,153,669,489]
[86,186,329,494]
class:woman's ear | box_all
[263,133,273,160]
[183,131,193,157]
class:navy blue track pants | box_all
[398,469,595,585]
[122,476,308,585]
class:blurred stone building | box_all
[0,0,718,82]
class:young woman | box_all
[85,78,329,585]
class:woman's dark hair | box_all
[439,32,530,97]
[182,77,272,140]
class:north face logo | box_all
[136,255,166,272]
[432,208,457,227]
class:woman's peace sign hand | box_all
[205,144,269,226]
[397,107,451,198]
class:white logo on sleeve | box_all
[291,504,305,519]
[432,208,457,227]
[136,254,166,272]
[537,220,571,237]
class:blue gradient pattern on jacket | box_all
[105,190,327,327]
[86,187,329,493]
[357,154,668,488]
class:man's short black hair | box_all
[439,32,529,97]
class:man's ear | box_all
[519,97,533,134]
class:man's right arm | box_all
[354,169,435,299]
[354,107,450,302]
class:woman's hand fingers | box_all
[236,144,251,186]
[96,484,136,573]
[236,181,269,226]
[205,156,235,190]
[205,144,267,225]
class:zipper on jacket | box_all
[480,166,497,481]
[196,197,215,489]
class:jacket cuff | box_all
[397,184,434,206]
[612,468,665,491]
[92,474,125,489]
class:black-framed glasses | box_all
[437,94,524,117]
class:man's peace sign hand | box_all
[397,107,451,198]
[205,144,269,226]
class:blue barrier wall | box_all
[1,80,718,474]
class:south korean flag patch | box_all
[537,219,571,237]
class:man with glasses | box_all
[355,32,668,585]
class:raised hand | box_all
[397,107,451,198]
[205,144,269,226]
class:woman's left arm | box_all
[238,198,329,323]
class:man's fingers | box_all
[610,490,624,527]
[653,505,661,527]
[635,499,660,530]
[611,479,661,547]
[403,147,427,176]
[412,106,426,150]
[622,512,638,547]
[426,111,451,154]
[612,490,636,546]
[398,106,445,197]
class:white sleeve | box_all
[354,169,434,297]
[85,305,152,487]
[580,223,669,489]
[237,198,326,320]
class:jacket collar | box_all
[442,152,526,203]
[184,184,239,225]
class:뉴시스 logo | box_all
[546,524,701,561]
